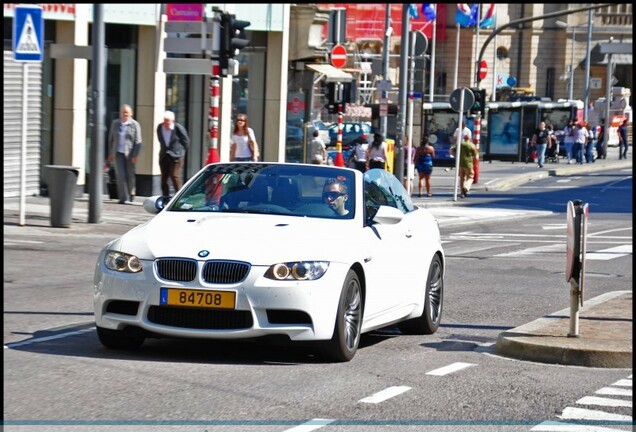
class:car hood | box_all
[114,211,355,265]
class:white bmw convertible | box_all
[93,163,445,362]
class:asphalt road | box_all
[3,164,632,432]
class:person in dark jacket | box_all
[157,110,190,196]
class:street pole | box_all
[569,27,575,100]
[89,4,105,224]
[583,10,593,121]
[381,5,390,139]
[406,31,416,195]
[396,5,410,183]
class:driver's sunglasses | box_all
[322,191,344,200]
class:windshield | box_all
[169,163,356,220]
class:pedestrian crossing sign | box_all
[13,5,44,62]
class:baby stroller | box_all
[545,139,560,163]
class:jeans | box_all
[565,140,574,162]
[619,142,628,159]
[585,141,595,163]
[536,143,547,167]
[573,142,585,164]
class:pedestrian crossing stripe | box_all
[15,13,41,55]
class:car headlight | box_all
[265,261,329,281]
[104,250,143,273]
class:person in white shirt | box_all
[453,121,472,144]
[230,115,259,161]
[310,129,327,164]
[367,132,388,170]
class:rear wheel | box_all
[322,270,362,362]
[399,254,443,334]
[96,326,145,350]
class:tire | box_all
[322,270,362,362]
[96,326,145,350]
[398,254,443,335]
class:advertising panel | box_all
[488,110,520,156]
[424,110,473,163]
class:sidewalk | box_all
[4,145,632,368]
[495,291,632,368]
[412,144,632,207]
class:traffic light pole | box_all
[473,113,481,183]
[334,106,345,167]
[206,62,220,164]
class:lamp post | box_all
[583,11,593,121]
[556,19,592,105]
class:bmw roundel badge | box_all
[198,250,210,258]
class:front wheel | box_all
[96,326,145,350]
[398,254,443,335]
[321,270,362,362]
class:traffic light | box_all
[470,88,486,115]
[219,12,251,77]
[325,82,353,114]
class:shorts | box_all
[418,164,433,175]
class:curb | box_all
[494,291,633,368]
[485,160,632,191]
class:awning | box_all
[590,42,633,65]
[306,63,353,83]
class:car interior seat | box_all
[270,177,300,209]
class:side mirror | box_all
[372,205,404,225]
[143,195,171,214]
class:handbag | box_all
[249,139,260,161]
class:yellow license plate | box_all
[160,288,235,309]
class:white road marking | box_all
[577,396,632,408]
[543,224,567,230]
[358,386,411,404]
[4,327,95,349]
[586,245,632,261]
[494,243,563,257]
[596,387,632,397]
[558,406,632,421]
[531,421,627,431]
[3,239,43,244]
[425,362,476,376]
[283,419,335,432]
[612,379,632,387]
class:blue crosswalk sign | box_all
[13,5,44,62]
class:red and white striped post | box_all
[334,106,345,167]
[205,62,221,165]
[473,114,481,184]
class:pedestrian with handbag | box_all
[230,114,259,161]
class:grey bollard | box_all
[45,165,80,228]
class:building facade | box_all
[3,4,632,199]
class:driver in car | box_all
[322,177,349,217]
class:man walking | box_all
[157,110,190,196]
[450,134,478,198]
[108,104,142,204]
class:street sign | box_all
[164,37,213,54]
[13,5,44,62]
[412,30,428,56]
[165,21,214,34]
[163,58,215,75]
[376,80,392,92]
[331,44,347,69]
[478,60,488,80]
[449,87,474,113]
[166,3,204,21]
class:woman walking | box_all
[366,132,388,170]
[415,137,435,197]
[230,114,259,161]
